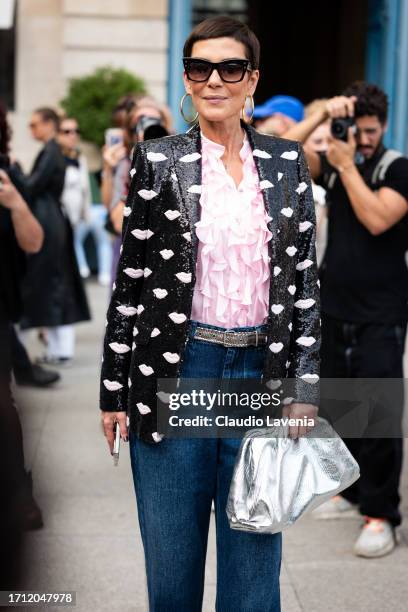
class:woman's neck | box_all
[199,117,245,157]
[200,117,247,188]
[61,145,79,159]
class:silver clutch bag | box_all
[226,417,360,534]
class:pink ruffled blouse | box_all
[190,132,272,328]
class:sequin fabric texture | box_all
[100,123,321,444]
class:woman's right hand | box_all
[325,95,357,119]
[110,200,125,234]
[102,143,127,170]
[101,410,128,454]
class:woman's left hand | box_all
[0,170,22,210]
[101,410,128,454]
[282,402,318,439]
[110,201,125,235]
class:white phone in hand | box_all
[105,128,124,148]
[113,422,120,466]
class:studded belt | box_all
[193,326,268,348]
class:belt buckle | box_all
[223,330,230,347]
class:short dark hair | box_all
[34,107,61,130]
[342,81,388,125]
[183,15,260,70]
[0,100,11,156]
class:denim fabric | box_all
[129,320,282,612]
[74,205,112,278]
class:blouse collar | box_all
[201,130,251,162]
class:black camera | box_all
[331,117,355,142]
[133,115,168,141]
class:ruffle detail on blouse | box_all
[190,132,272,328]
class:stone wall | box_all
[10,0,168,169]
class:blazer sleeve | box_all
[23,142,60,199]
[287,142,321,406]
[99,143,150,413]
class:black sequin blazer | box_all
[100,122,321,444]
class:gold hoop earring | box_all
[180,93,199,123]
[241,94,255,123]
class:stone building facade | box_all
[8,0,168,168]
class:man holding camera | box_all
[285,81,408,557]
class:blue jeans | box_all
[129,320,282,612]
[74,205,112,278]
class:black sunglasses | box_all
[60,128,80,135]
[183,57,252,83]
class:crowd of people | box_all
[0,92,176,586]
[0,16,407,601]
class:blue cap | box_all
[253,95,304,122]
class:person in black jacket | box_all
[100,16,320,611]
[12,108,90,365]
[284,83,408,558]
[0,164,45,587]
[0,103,60,386]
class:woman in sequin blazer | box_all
[100,15,320,612]
[100,118,320,433]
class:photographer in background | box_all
[127,95,172,144]
[285,81,408,558]
[303,98,331,266]
[101,94,171,216]
[102,95,173,287]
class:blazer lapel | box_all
[171,123,202,269]
[244,124,284,266]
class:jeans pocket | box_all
[178,339,196,379]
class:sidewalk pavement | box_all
[15,281,408,612]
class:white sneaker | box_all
[36,355,73,368]
[79,266,90,279]
[98,273,111,287]
[312,495,359,520]
[353,518,396,558]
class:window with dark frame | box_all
[192,0,248,25]
[0,3,17,110]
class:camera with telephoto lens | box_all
[331,116,356,142]
[133,115,168,141]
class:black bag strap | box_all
[371,149,402,187]
[323,148,403,194]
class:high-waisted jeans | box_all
[129,320,282,612]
